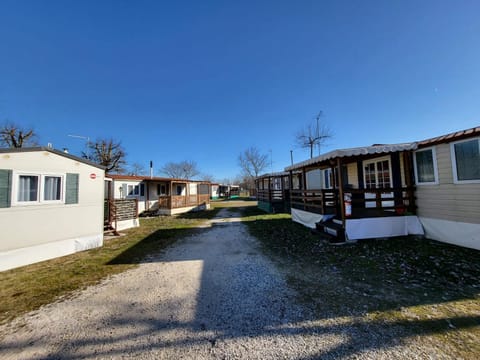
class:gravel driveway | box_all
[0,208,446,359]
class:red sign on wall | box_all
[90,173,97,179]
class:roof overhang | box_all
[285,143,418,171]
[0,147,106,170]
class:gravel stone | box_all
[0,208,453,359]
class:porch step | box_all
[332,218,343,226]
[316,219,346,243]
[104,223,120,236]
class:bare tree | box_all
[83,138,127,173]
[295,111,332,158]
[160,160,200,179]
[128,162,147,176]
[0,121,37,148]
[199,173,216,182]
[238,146,269,179]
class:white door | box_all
[363,157,394,208]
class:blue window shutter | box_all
[0,169,12,208]
[65,173,79,204]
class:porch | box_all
[285,143,424,242]
[255,172,292,213]
[157,181,211,215]
[290,187,416,219]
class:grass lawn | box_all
[241,206,480,358]
[0,207,221,327]
[210,198,257,209]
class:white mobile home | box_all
[107,175,211,217]
[0,147,105,271]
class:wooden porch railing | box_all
[290,187,416,217]
[290,189,338,215]
[256,189,288,202]
[346,187,416,215]
[158,194,211,209]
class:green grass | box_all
[0,208,220,327]
[240,206,480,358]
[210,199,257,209]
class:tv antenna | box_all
[68,134,90,158]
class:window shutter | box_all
[0,169,12,208]
[140,183,145,197]
[65,173,79,204]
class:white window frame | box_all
[362,155,393,189]
[42,174,64,202]
[450,137,480,184]
[413,147,439,185]
[12,171,65,206]
[322,168,333,189]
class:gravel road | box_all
[0,208,449,359]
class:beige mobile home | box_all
[0,147,105,271]
[414,127,480,250]
[107,174,211,217]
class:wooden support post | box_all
[302,168,307,210]
[403,151,416,214]
[337,158,346,226]
[169,181,173,209]
[268,176,272,204]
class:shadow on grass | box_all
[242,207,480,313]
[3,205,480,358]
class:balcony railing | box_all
[290,189,338,215]
[290,187,415,218]
[256,189,289,202]
[158,194,210,209]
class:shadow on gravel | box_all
[4,209,479,359]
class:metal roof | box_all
[417,126,480,147]
[256,170,300,180]
[0,147,106,170]
[107,174,210,183]
[285,143,417,171]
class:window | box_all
[158,184,167,196]
[176,185,183,195]
[323,169,333,189]
[18,175,39,202]
[451,138,480,183]
[128,185,134,196]
[44,176,62,200]
[364,158,392,189]
[414,148,438,185]
[198,184,209,195]
[13,172,68,205]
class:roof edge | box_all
[0,147,106,170]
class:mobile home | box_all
[0,147,105,271]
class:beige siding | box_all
[346,162,359,188]
[416,143,480,224]
[400,153,407,187]
[0,151,104,252]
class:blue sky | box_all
[1,1,479,180]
